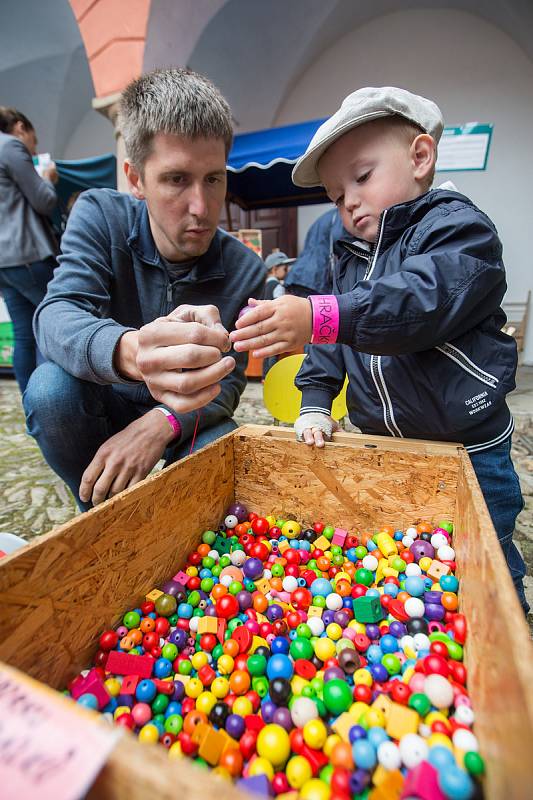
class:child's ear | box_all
[411,134,435,183]
[124,159,145,200]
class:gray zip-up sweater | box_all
[0,132,57,267]
[34,188,266,442]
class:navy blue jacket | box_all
[296,189,517,453]
[285,208,348,296]
[34,189,266,442]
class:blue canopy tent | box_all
[227,118,329,209]
[55,153,116,225]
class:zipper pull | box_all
[166,283,172,306]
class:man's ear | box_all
[411,134,435,183]
[124,159,145,199]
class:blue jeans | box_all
[23,362,237,512]
[470,438,529,613]
[0,258,55,392]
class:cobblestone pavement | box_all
[1,370,532,621]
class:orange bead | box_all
[197,543,211,557]
[140,617,155,633]
[417,522,433,534]
[129,628,143,645]
[229,669,251,695]
[361,532,374,546]
[223,639,240,658]
[270,577,283,592]
[211,584,228,601]
[336,580,352,597]
[330,741,354,770]
[183,710,208,735]
[317,556,330,572]
[253,592,268,613]
[235,523,250,537]
[219,747,243,776]
[380,525,395,536]
[441,591,458,611]
[396,591,410,603]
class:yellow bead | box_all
[349,701,369,721]
[191,651,209,670]
[303,719,327,749]
[333,572,351,584]
[353,668,373,687]
[211,677,229,699]
[425,711,449,726]
[168,741,183,759]
[323,734,341,757]
[233,696,253,716]
[217,655,234,675]
[185,678,203,698]
[335,638,355,654]
[402,667,415,683]
[348,621,366,634]
[266,515,276,528]
[104,678,121,697]
[286,755,313,788]
[257,724,291,767]
[138,723,159,744]
[300,778,331,800]
[186,566,198,577]
[325,623,343,641]
[196,691,216,715]
[314,638,336,661]
[428,733,453,750]
[249,757,274,779]
[364,708,385,728]
[282,520,301,539]
[212,766,232,781]
[419,556,432,573]
[114,705,131,720]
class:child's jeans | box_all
[469,437,529,614]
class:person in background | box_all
[261,251,295,377]
[0,107,58,392]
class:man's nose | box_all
[188,184,208,217]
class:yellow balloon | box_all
[263,354,348,423]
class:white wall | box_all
[62,109,115,161]
[277,9,533,363]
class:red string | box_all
[189,410,201,456]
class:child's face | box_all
[317,119,434,243]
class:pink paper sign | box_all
[0,665,120,800]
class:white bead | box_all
[405,563,422,577]
[424,674,454,708]
[326,592,343,610]
[418,723,431,738]
[377,741,401,770]
[307,617,325,636]
[404,597,425,618]
[208,549,220,561]
[406,526,418,538]
[291,697,319,727]
[189,616,199,633]
[413,633,431,652]
[220,574,233,587]
[454,705,475,726]
[431,533,448,549]
[263,569,272,580]
[282,576,298,592]
[402,535,414,548]
[224,514,238,529]
[399,733,428,769]
[400,634,415,652]
[452,729,479,752]
[437,544,455,561]
[230,550,246,566]
[362,555,379,572]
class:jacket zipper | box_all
[166,282,173,313]
[364,209,387,280]
[436,343,499,389]
[370,354,403,438]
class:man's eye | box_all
[357,171,370,184]
[170,175,184,184]
[207,176,221,185]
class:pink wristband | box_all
[309,295,340,344]
[154,407,182,439]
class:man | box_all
[24,68,265,511]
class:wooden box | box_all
[1,425,532,799]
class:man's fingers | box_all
[140,319,229,352]
[168,303,224,330]
[108,469,134,498]
[79,456,105,502]
[141,343,223,373]
[148,356,235,397]
[157,383,222,414]
[91,464,120,505]
[251,342,291,359]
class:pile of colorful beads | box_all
[66,506,485,800]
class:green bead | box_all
[152,694,169,715]
[219,555,231,568]
[315,698,327,718]
[188,591,201,607]
[123,611,141,629]
[322,678,352,714]
[437,520,454,534]
[129,647,141,655]
[165,714,183,735]
[332,553,344,566]
[202,556,216,570]
[192,608,204,618]
[228,581,243,595]
[313,596,326,609]
[202,530,216,545]
[178,660,192,675]
[391,557,406,572]
[355,546,368,559]
[244,579,256,592]
[231,541,243,550]
[290,637,314,661]
[323,525,335,540]
[201,578,214,593]
[464,751,485,776]
[319,764,333,785]
[155,594,177,617]
[271,564,284,577]
[195,757,208,769]
[408,692,431,716]
[355,568,374,587]
[161,643,178,661]
[211,565,222,578]
[212,643,223,660]
[446,640,463,661]
[296,623,312,639]
[248,654,267,676]
[381,654,401,675]
[228,618,242,632]
[310,677,324,697]
[276,519,286,529]
[251,676,269,697]
[168,613,179,627]
[302,685,315,699]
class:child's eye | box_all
[357,171,371,184]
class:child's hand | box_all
[294,413,339,448]
[230,296,312,358]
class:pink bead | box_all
[132,702,152,726]
[245,620,260,634]
[409,673,426,693]
[455,694,472,708]
[300,551,311,564]
[343,628,357,642]
[116,625,128,637]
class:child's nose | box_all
[344,188,360,212]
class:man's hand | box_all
[229,295,312,358]
[42,163,58,184]
[114,304,235,414]
[79,409,175,506]
[294,412,339,448]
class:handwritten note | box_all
[0,664,120,800]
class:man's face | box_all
[127,133,227,262]
[14,122,38,156]
[318,120,430,243]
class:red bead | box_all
[286,612,301,629]
[251,518,270,536]
[449,661,467,685]
[239,729,258,760]
[178,731,198,756]
[351,585,367,599]
[99,630,119,651]
[390,681,411,705]
[259,622,272,638]
[245,714,265,731]
[140,601,155,616]
[424,654,450,678]
[160,732,177,748]
[235,654,249,671]
[345,535,358,549]
[143,632,159,651]
[198,665,216,686]
[199,633,217,652]
[93,650,109,668]
[272,773,290,795]
[429,640,449,658]
[354,684,372,704]
[269,526,282,539]
[188,552,202,566]
[331,768,351,796]
[181,697,195,716]
[313,522,325,533]
[155,617,170,636]
[116,712,135,729]
[150,646,162,659]
[245,690,261,711]
[216,594,240,619]
[187,576,201,591]
[353,634,371,652]
[289,728,305,754]
[284,548,301,564]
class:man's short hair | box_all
[119,67,233,172]
[0,107,34,134]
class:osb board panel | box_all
[0,435,234,689]
[453,453,533,800]
[234,429,461,530]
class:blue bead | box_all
[440,574,459,592]
[103,697,118,714]
[367,645,383,664]
[383,583,399,598]
[270,636,290,654]
[438,766,474,800]
[148,611,157,619]
[348,725,367,743]
[352,739,377,770]
[136,679,157,703]
[178,603,193,619]
[370,663,388,683]
[165,701,182,717]
[154,658,173,679]
[428,745,456,771]
[366,588,380,598]
[367,727,389,748]
[77,693,99,710]
[366,541,377,552]
[310,578,332,597]
[380,634,398,654]
[405,577,425,597]
[266,653,294,680]
[346,548,358,562]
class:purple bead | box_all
[172,681,185,702]
[266,604,283,621]
[370,663,388,683]
[261,700,277,723]
[350,769,370,794]
[226,713,246,738]
[227,502,248,523]
[425,603,446,621]
[389,621,407,638]
[243,557,264,580]
[116,694,133,708]
[204,604,218,617]
[366,624,380,640]
[324,667,344,682]
[322,610,336,626]
[410,540,435,562]
[349,725,367,743]
[161,580,182,597]
[237,591,253,610]
[424,591,442,605]
[333,610,350,628]
[168,629,188,649]
[273,707,293,731]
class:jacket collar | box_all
[127,200,226,282]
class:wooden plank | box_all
[453,452,533,800]
[0,435,234,687]
[234,430,460,530]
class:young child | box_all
[230,86,528,613]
